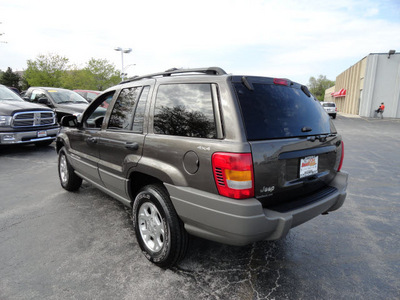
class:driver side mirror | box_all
[60,115,78,128]
[38,97,50,105]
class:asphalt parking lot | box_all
[0,115,399,300]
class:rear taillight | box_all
[212,152,254,199]
[337,141,344,172]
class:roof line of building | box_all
[368,51,398,56]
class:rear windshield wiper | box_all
[241,76,254,91]
[301,85,311,97]
[307,133,336,142]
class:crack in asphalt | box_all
[173,242,284,300]
[0,210,58,233]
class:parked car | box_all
[7,86,20,95]
[23,87,89,122]
[56,67,348,268]
[74,89,101,103]
[321,102,337,119]
[0,84,59,146]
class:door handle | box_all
[125,142,139,150]
[87,137,98,144]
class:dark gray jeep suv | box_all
[56,67,348,267]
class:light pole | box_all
[124,63,136,74]
[114,47,132,80]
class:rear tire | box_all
[132,184,188,268]
[58,147,82,191]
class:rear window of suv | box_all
[233,78,333,140]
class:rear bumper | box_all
[167,171,348,246]
[0,128,59,145]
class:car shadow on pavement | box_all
[0,143,56,156]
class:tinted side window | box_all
[85,93,114,128]
[108,87,140,130]
[154,84,216,139]
[132,86,149,133]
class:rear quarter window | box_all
[153,83,217,139]
[233,81,333,140]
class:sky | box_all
[1,0,400,85]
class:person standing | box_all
[375,102,385,118]
[378,102,385,118]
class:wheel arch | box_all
[56,133,70,153]
[127,172,164,206]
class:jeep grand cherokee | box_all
[56,67,348,267]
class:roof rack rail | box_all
[120,67,227,84]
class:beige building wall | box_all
[332,57,367,115]
[324,86,335,101]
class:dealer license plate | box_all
[37,130,47,138]
[299,155,318,178]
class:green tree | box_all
[308,75,335,101]
[62,58,120,91]
[61,67,93,90]
[0,67,21,90]
[24,53,69,87]
[84,58,121,90]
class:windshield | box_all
[0,85,23,101]
[233,80,334,140]
[47,89,88,104]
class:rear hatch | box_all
[232,76,343,211]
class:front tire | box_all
[132,184,188,268]
[58,147,82,191]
